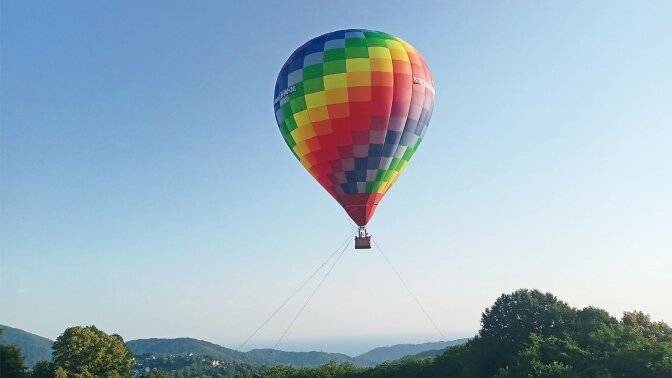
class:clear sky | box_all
[1,1,671,355]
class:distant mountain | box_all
[2,324,470,371]
[125,337,472,368]
[355,339,469,364]
[413,339,470,359]
[126,338,260,366]
[247,348,372,368]
[127,339,370,368]
[413,347,450,358]
[0,325,54,368]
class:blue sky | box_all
[1,1,671,355]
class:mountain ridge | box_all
[247,348,372,367]
[126,337,261,366]
[1,325,468,369]
[0,325,54,368]
[355,339,470,364]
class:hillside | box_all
[247,348,371,368]
[126,337,260,365]
[355,339,469,364]
[126,338,470,368]
[413,341,469,359]
[1,324,471,371]
[0,325,54,368]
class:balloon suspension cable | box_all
[339,207,359,234]
[272,237,351,351]
[235,232,354,352]
[357,225,368,238]
[372,239,446,341]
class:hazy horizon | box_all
[223,333,472,356]
[3,321,470,356]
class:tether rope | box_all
[235,233,354,351]
[372,239,446,340]
[272,237,352,349]
[339,206,358,234]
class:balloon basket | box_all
[355,226,372,249]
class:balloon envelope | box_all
[274,29,435,226]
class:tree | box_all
[621,311,672,342]
[51,325,134,378]
[259,365,300,378]
[604,311,672,377]
[432,343,478,378]
[31,361,56,378]
[491,334,585,377]
[367,357,431,378]
[471,289,577,376]
[434,291,672,377]
[259,362,366,378]
[0,343,28,378]
[141,372,170,378]
[479,289,576,346]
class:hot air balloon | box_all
[274,29,435,249]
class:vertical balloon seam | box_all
[369,30,395,199]
[379,35,415,193]
[417,54,434,155]
[403,39,428,181]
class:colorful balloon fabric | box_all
[274,29,435,226]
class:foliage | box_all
[51,325,134,377]
[431,290,672,378]
[133,352,262,377]
[1,343,28,378]
[31,361,56,378]
[0,325,53,368]
[247,349,365,368]
[258,361,364,378]
[141,372,171,378]
[468,289,577,376]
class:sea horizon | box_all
[228,332,473,356]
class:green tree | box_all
[470,289,577,376]
[366,357,431,378]
[51,325,134,378]
[307,361,364,378]
[142,372,170,378]
[262,365,300,378]
[491,334,586,377]
[621,310,672,342]
[31,361,56,378]
[604,311,672,377]
[259,362,365,378]
[0,343,28,378]
[433,291,672,377]
[55,367,68,378]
